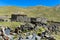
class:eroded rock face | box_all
[47,23,60,35]
[20,23,34,32]
[46,37,56,40]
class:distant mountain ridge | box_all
[0,6,60,22]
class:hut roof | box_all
[12,14,27,16]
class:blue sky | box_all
[0,0,60,7]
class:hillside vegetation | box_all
[0,6,60,40]
[0,6,60,21]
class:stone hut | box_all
[11,14,30,22]
[30,17,48,23]
[36,17,48,23]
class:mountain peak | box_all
[56,4,60,8]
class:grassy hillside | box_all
[0,22,25,29]
[0,6,60,40]
[0,6,60,21]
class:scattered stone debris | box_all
[0,14,60,40]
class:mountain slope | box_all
[0,6,60,21]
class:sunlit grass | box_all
[0,22,25,29]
